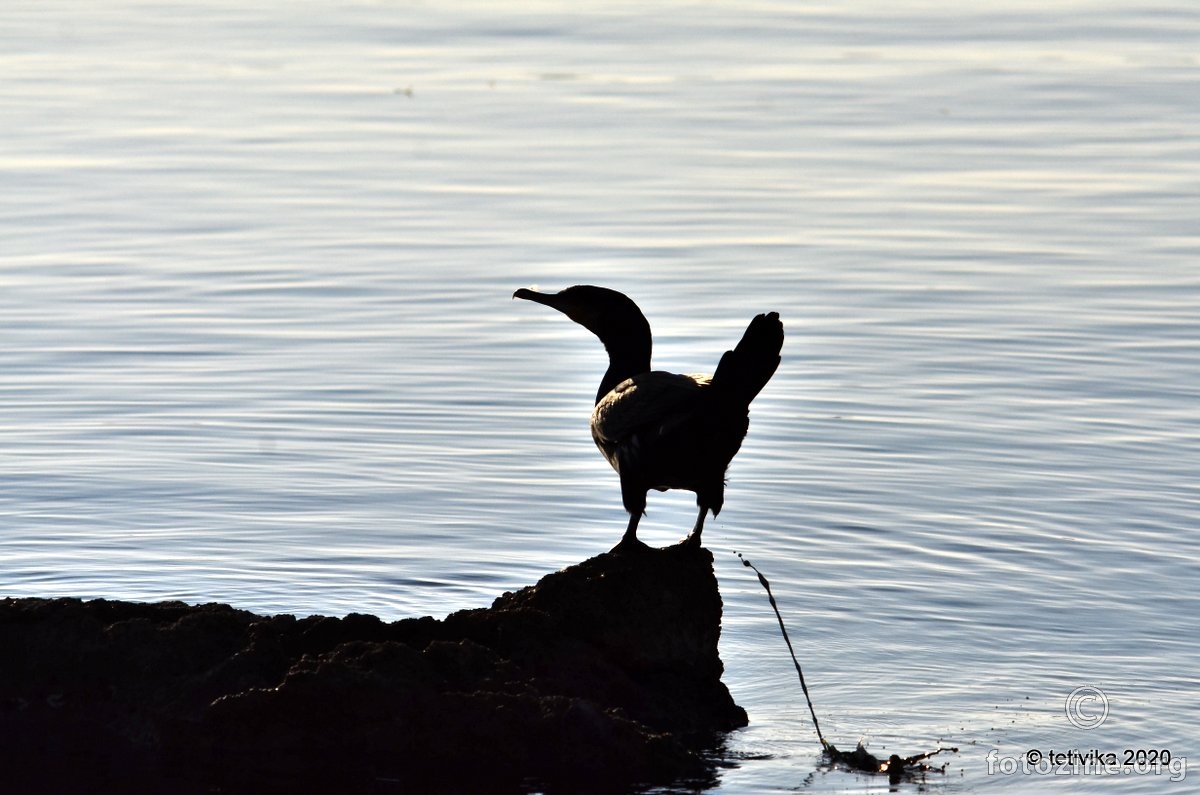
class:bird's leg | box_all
[682,506,708,548]
[610,511,648,553]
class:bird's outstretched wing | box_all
[711,311,783,405]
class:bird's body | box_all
[514,285,782,551]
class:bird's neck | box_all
[596,334,652,403]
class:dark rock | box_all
[0,544,745,792]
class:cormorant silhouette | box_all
[514,285,783,551]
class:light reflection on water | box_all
[3,2,1199,792]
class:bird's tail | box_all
[711,311,783,406]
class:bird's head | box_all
[513,285,649,343]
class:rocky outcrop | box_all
[0,544,746,792]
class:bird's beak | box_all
[513,287,563,310]
[513,287,592,329]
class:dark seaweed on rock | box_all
[824,742,959,784]
[736,552,958,783]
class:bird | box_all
[513,285,783,552]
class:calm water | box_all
[3,2,1198,791]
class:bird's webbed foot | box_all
[610,513,650,554]
[610,535,651,554]
[680,506,709,548]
